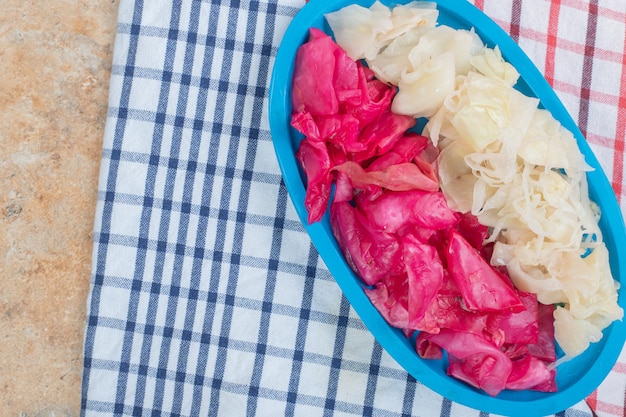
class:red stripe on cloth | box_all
[489,19,625,64]
[577,0,598,139]
[544,0,561,85]
[594,47,626,65]
[551,80,621,107]
[586,132,622,150]
[622,378,626,416]
[561,0,626,23]
[612,35,626,201]
[474,0,484,11]
[612,362,626,374]
[586,390,598,414]
[509,0,521,41]
[596,399,626,416]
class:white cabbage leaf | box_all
[324,1,438,62]
[324,1,393,61]
[470,46,519,86]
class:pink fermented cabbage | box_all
[359,190,459,234]
[403,234,444,328]
[295,137,333,225]
[419,272,490,335]
[446,229,525,313]
[291,28,407,222]
[416,329,556,396]
[333,161,439,192]
[527,303,557,363]
[486,291,539,345]
[292,29,340,116]
[417,330,513,396]
[330,201,404,286]
[291,30,556,396]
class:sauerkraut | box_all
[326,0,623,362]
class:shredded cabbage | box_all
[426,65,621,362]
[470,46,519,87]
[431,73,622,359]
[327,0,623,363]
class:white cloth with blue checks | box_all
[81,0,596,415]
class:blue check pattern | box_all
[81,0,594,416]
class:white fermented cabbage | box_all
[324,0,438,62]
[391,26,482,117]
[430,71,622,359]
[470,46,519,87]
[428,67,621,362]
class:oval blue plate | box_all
[268,0,626,415]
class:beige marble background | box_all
[1,1,119,415]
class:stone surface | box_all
[0,1,119,414]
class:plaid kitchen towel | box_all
[80,0,626,416]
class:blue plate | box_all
[268,0,626,415]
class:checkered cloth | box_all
[80,0,626,416]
